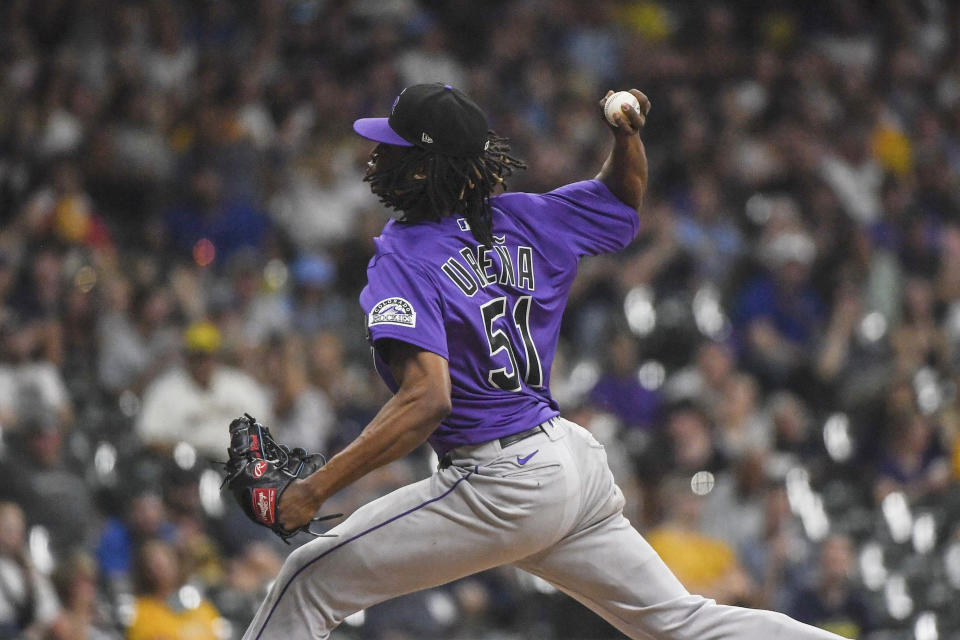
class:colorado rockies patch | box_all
[369,297,416,327]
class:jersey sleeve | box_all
[359,253,448,360]
[537,179,640,258]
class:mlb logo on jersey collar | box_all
[455,218,504,244]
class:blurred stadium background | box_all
[2,0,960,638]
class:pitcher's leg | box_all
[244,463,565,640]
[517,512,844,640]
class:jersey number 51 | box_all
[480,295,543,392]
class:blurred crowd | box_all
[2,0,960,638]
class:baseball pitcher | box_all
[231,83,844,640]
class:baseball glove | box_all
[221,413,341,543]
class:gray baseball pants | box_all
[243,417,843,639]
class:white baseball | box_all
[604,91,641,127]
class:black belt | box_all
[498,424,546,448]
[438,423,549,470]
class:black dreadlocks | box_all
[364,133,526,247]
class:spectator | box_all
[209,543,281,635]
[0,407,97,557]
[48,551,119,640]
[143,5,196,95]
[108,88,174,186]
[588,331,661,430]
[18,161,112,251]
[0,315,72,429]
[397,24,467,88]
[161,464,226,590]
[665,340,736,413]
[264,334,335,453]
[126,540,221,640]
[890,277,949,376]
[714,374,770,461]
[646,477,755,605]
[135,321,272,458]
[875,411,951,502]
[0,502,60,639]
[937,226,960,324]
[60,274,101,401]
[786,534,878,639]
[221,252,290,349]
[700,452,769,550]
[739,482,811,612]
[813,277,893,410]
[673,173,743,286]
[96,280,179,395]
[288,254,348,335]
[96,490,175,592]
[163,167,270,265]
[820,126,883,226]
[268,144,370,251]
[768,392,819,463]
[307,331,376,415]
[641,403,725,487]
[736,229,823,384]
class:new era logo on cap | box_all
[421,132,434,144]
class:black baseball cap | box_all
[353,83,489,157]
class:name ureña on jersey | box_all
[369,297,417,327]
[441,243,535,297]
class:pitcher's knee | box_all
[274,536,342,590]
[266,546,313,602]
[656,594,720,638]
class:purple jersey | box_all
[359,179,638,454]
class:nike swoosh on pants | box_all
[517,450,539,465]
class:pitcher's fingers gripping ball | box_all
[221,414,341,543]
[601,89,650,132]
